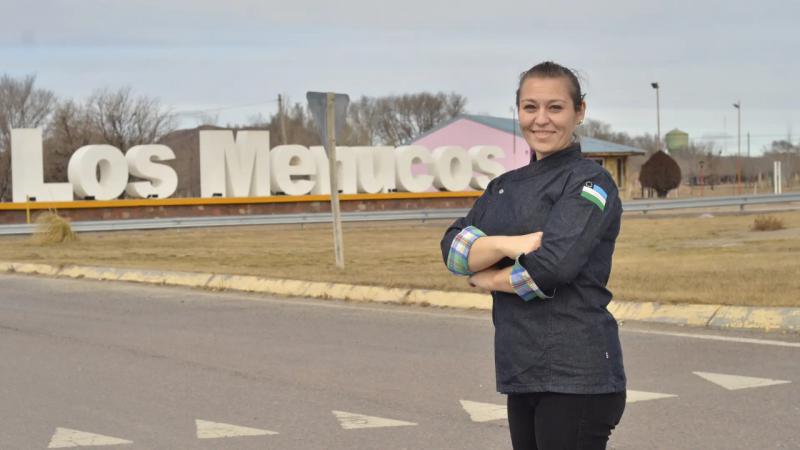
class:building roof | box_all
[413,114,646,155]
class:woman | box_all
[441,61,626,450]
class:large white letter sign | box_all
[67,145,129,200]
[198,130,270,198]
[394,145,434,193]
[355,146,395,194]
[124,145,178,199]
[270,145,315,196]
[309,146,359,195]
[432,146,472,191]
[469,145,506,190]
[10,128,72,202]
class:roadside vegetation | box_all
[1,210,799,307]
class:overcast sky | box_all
[3,0,798,154]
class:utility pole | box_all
[278,94,288,145]
[733,101,741,194]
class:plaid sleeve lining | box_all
[446,226,486,276]
[510,256,553,301]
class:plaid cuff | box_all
[510,257,553,301]
[446,226,486,275]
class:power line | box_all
[173,98,280,116]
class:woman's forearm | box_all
[468,236,511,272]
[468,266,516,294]
[468,232,543,272]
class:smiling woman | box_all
[516,63,586,160]
[441,61,626,450]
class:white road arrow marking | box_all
[626,390,678,403]
[48,427,132,448]
[693,371,791,391]
[195,419,278,439]
[332,410,417,430]
[460,400,507,422]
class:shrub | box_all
[751,215,784,232]
[639,150,682,198]
[33,210,77,244]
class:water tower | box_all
[665,129,689,154]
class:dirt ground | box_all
[1,209,799,307]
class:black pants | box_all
[507,391,626,450]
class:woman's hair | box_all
[515,61,585,110]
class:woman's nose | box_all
[533,110,550,125]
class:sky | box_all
[3,0,798,155]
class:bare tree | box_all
[43,99,97,183]
[345,92,468,146]
[86,87,175,152]
[0,74,57,201]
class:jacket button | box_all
[499,188,504,194]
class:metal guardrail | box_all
[622,193,800,212]
[1,193,799,236]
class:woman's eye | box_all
[524,105,536,112]
[549,105,563,112]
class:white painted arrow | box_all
[195,419,278,439]
[626,390,678,403]
[48,427,132,448]
[460,400,507,422]
[332,410,417,430]
[693,371,791,391]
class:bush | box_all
[751,215,784,232]
[639,151,682,198]
[33,210,77,244]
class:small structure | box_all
[411,114,645,192]
[665,129,690,154]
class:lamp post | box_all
[733,101,741,194]
[651,82,661,152]
[699,160,705,197]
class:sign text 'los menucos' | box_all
[10,129,505,203]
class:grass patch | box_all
[1,210,799,307]
[33,211,77,244]
[752,215,785,231]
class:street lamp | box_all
[651,82,661,152]
[699,160,705,197]
[733,101,741,194]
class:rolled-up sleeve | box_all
[513,171,620,297]
[445,226,487,275]
[441,182,493,276]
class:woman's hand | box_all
[502,231,543,258]
[468,266,515,294]
[468,269,498,291]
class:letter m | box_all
[199,130,270,198]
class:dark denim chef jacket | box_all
[441,143,626,395]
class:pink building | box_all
[411,114,645,192]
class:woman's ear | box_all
[576,101,587,124]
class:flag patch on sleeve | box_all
[580,181,607,211]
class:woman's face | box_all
[517,76,585,159]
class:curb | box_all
[2,261,798,333]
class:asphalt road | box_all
[1,273,798,449]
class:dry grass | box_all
[1,210,799,307]
[32,211,77,244]
[751,215,785,231]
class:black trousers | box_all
[507,391,626,450]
